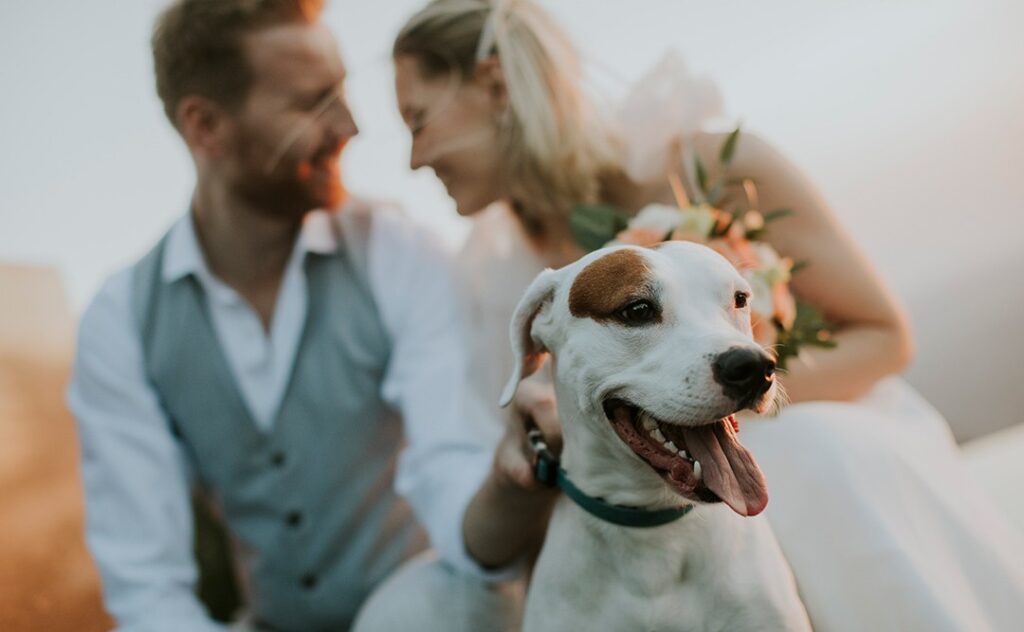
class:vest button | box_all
[270,451,286,467]
[285,510,303,528]
[301,573,318,590]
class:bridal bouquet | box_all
[570,127,835,369]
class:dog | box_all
[499,242,811,631]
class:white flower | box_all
[625,202,719,244]
[617,51,725,183]
[752,242,780,268]
[743,270,775,317]
[752,243,791,285]
[628,203,683,234]
[743,210,764,232]
[677,204,718,238]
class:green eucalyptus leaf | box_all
[808,339,838,349]
[763,208,793,223]
[706,181,724,206]
[720,126,742,166]
[772,300,837,369]
[789,260,809,275]
[695,155,708,196]
[569,203,630,252]
[711,218,733,238]
[793,301,827,328]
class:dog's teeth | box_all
[679,449,690,460]
[641,415,656,431]
[693,460,703,480]
[651,428,666,443]
[664,440,678,452]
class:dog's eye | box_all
[734,291,750,309]
[616,300,659,326]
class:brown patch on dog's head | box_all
[569,249,656,322]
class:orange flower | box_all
[707,238,743,268]
[706,237,759,271]
[714,212,732,234]
[772,282,797,330]
[726,220,747,243]
[614,226,666,248]
[714,222,758,270]
[750,311,778,348]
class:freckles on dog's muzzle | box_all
[712,347,776,407]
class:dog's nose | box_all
[712,347,776,403]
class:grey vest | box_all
[131,209,424,631]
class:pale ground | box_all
[0,265,111,631]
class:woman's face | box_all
[394,55,506,216]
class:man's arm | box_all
[367,207,554,577]
[68,270,224,631]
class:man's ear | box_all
[474,56,508,115]
[176,95,230,159]
[499,268,560,408]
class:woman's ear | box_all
[474,56,509,114]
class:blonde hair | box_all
[394,0,618,234]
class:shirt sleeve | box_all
[366,205,521,581]
[67,269,226,632]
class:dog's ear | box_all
[499,268,560,408]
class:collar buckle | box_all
[527,428,558,487]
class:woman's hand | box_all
[462,366,561,570]
[493,371,563,491]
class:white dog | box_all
[500,242,811,631]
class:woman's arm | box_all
[701,131,914,402]
[462,370,560,569]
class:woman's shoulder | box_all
[460,203,544,261]
[458,203,547,310]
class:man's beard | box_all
[232,156,345,220]
[231,123,347,218]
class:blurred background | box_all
[1,0,1022,629]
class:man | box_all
[69,1,554,629]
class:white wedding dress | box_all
[457,202,1024,632]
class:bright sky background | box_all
[2,0,1022,434]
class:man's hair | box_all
[152,0,325,128]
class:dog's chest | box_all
[526,502,740,631]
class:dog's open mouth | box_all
[603,399,769,517]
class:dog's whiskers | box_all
[770,382,790,416]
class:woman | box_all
[392,1,1024,629]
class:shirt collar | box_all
[161,206,344,286]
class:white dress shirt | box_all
[68,202,499,631]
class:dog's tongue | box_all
[682,420,768,516]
